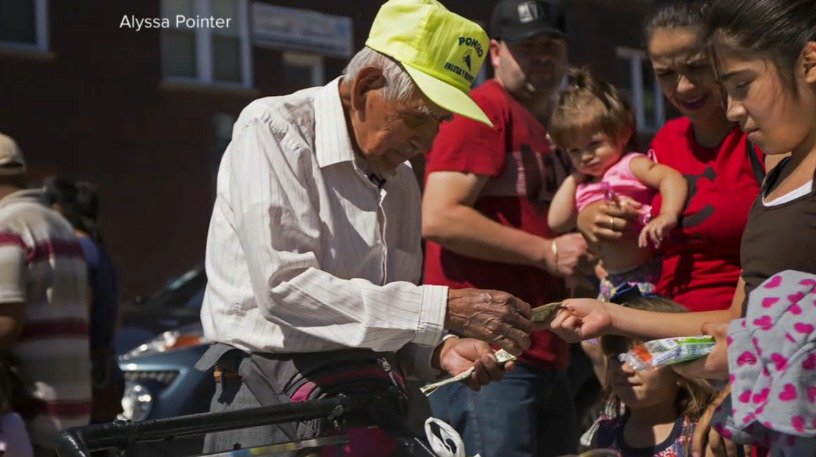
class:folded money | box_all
[420,303,563,396]
[420,349,517,396]
[531,301,564,323]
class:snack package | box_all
[619,335,716,371]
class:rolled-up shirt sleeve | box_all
[226,116,446,353]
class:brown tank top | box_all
[740,156,816,304]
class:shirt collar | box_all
[314,77,356,169]
[0,188,44,208]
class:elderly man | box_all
[197,0,533,454]
[421,1,588,455]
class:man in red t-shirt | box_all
[421,1,590,455]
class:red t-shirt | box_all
[423,80,570,369]
[649,117,763,312]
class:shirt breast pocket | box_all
[388,248,421,284]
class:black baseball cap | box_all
[490,0,567,43]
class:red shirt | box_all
[423,80,570,369]
[650,117,763,312]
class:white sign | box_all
[252,3,354,58]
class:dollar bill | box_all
[420,303,563,396]
[420,349,517,396]
[531,301,564,323]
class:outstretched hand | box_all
[544,298,612,342]
[445,289,532,356]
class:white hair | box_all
[343,47,419,102]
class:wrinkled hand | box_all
[577,198,643,244]
[692,385,751,457]
[543,298,612,342]
[545,233,591,279]
[433,337,512,390]
[639,214,677,248]
[445,289,531,356]
[672,322,730,381]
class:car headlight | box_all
[118,382,153,421]
[120,326,206,361]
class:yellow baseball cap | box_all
[366,0,493,128]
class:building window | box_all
[616,47,664,133]
[161,0,252,88]
[282,52,324,94]
[0,0,48,51]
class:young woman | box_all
[547,0,816,372]
[571,2,766,434]
[548,0,816,453]
[577,0,768,313]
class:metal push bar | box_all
[57,390,437,457]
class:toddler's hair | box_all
[549,68,635,152]
[600,295,716,422]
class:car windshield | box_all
[143,265,207,310]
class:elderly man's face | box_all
[349,71,451,175]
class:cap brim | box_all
[501,26,567,43]
[0,163,25,176]
[403,65,493,128]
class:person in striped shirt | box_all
[0,132,90,456]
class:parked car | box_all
[114,266,212,456]
[115,265,207,356]
[113,264,437,454]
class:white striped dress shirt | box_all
[201,78,447,374]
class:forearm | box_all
[424,204,550,267]
[0,332,18,350]
[0,324,21,350]
[265,268,448,351]
[548,177,578,232]
[657,173,688,217]
[0,303,25,350]
[607,303,733,339]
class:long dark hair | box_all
[41,176,103,243]
[705,0,816,97]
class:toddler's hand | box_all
[638,214,677,248]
